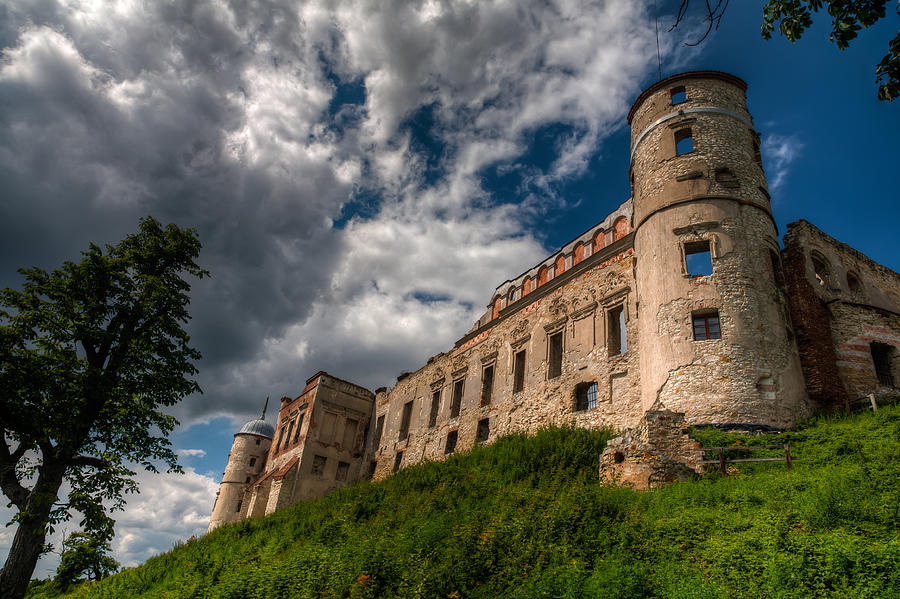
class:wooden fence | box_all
[699,444,794,474]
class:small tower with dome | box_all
[207,399,274,532]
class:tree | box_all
[53,530,119,591]
[673,1,900,100]
[0,217,207,599]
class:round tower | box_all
[208,400,274,532]
[628,71,808,427]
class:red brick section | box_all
[573,243,584,266]
[523,277,532,296]
[554,255,566,276]
[538,265,548,287]
[593,230,605,254]
[781,245,849,411]
[614,217,628,241]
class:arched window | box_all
[810,252,832,288]
[573,243,584,266]
[523,277,532,296]
[613,217,629,241]
[847,271,863,294]
[508,286,519,304]
[538,266,548,287]
[491,296,501,319]
[554,255,566,277]
[593,229,605,254]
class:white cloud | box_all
[176,449,208,458]
[763,133,804,193]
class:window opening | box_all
[693,310,722,341]
[513,350,526,393]
[670,86,686,105]
[369,460,377,477]
[255,439,260,445]
[538,266,548,287]
[373,415,384,449]
[249,457,256,467]
[548,331,563,379]
[444,430,458,454]
[343,418,358,451]
[399,401,413,441]
[575,382,598,411]
[336,461,350,482]
[393,451,403,472]
[607,306,626,356]
[292,413,304,443]
[675,128,693,155]
[429,389,440,427]
[871,342,895,387]
[235,500,242,513]
[275,426,286,452]
[284,420,295,449]
[245,476,251,484]
[811,254,831,287]
[555,255,566,278]
[311,455,327,476]
[450,379,464,419]
[685,240,713,276]
[476,418,490,443]
[847,271,863,294]
[481,365,494,406]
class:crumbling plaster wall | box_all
[368,244,643,480]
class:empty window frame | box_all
[675,128,693,156]
[311,455,327,476]
[481,364,494,406]
[685,240,713,276]
[575,382,599,411]
[444,430,458,454]
[428,389,441,427]
[275,425,287,452]
[284,420,295,450]
[373,415,385,449]
[847,271,863,294]
[249,457,256,467]
[369,460,377,477]
[398,400,414,441]
[476,418,490,443]
[336,461,350,482]
[692,310,722,341]
[450,378,464,419]
[235,500,242,513]
[607,305,626,356]
[811,253,831,287]
[670,85,686,105]
[292,413,304,443]
[513,349,527,393]
[870,342,896,387]
[343,418,358,451]
[245,476,251,483]
[393,451,403,472]
[548,330,563,379]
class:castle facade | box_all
[209,71,900,531]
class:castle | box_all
[209,71,900,531]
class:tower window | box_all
[670,86,686,105]
[399,400,413,441]
[575,382,598,411]
[245,476,251,484]
[235,500,242,513]
[685,240,713,276]
[450,379,464,419]
[429,389,441,427]
[393,451,403,472]
[675,128,693,155]
[255,439,260,445]
[513,349,526,393]
[444,430,458,454]
[692,310,722,341]
[476,418,490,443]
[481,365,494,406]
[373,415,384,449]
[548,331,563,379]
[249,457,256,467]
[607,305,626,356]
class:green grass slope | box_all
[50,407,900,599]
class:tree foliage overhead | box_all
[0,217,207,599]
[674,0,900,101]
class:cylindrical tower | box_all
[208,402,274,532]
[629,71,808,427]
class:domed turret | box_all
[208,399,274,532]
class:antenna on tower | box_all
[260,396,269,420]
[654,0,662,81]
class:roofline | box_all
[627,71,747,125]
[303,370,374,396]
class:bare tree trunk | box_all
[0,464,65,599]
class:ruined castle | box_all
[209,71,900,531]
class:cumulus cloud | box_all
[176,449,208,458]
[762,133,804,193]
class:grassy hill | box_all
[43,406,900,599]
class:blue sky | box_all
[1,0,897,576]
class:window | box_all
[513,350,526,393]
[249,457,256,467]
[685,240,712,276]
[847,271,863,294]
[548,331,563,379]
[523,277,533,296]
[481,365,494,406]
[538,266,548,287]
[275,425,286,452]
[373,415,384,449]
[343,418,358,451]
[871,342,895,387]
[593,229,605,254]
[292,413,304,443]
[255,439,261,446]
[245,476,251,484]
[336,461,350,482]
[752,133,762,167]
[399,401,413,441]
[670,85,686,105]
[284,420,295,449]
[450,379,464,419]
[369,460,377,477]
[393,451,403,472]
[573,243,584,266]
[575,382,598,411]
[675,128,693,155]
[554,255,566,278]
[811,253,831,287]
[476,418,490,443]
[444,430,458,454]
[614,217,628,241]
[693,310,722,341]
[607,305,626,356]
[492,296,501,319]
[235,500,242,513]
[429,389,441,427]
[311,454,327,476]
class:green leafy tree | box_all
[53,531,119,591]
[673,1,900,100]
[0,217,207,599]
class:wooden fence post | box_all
[718,447,726,474]
[784,444,792,470]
